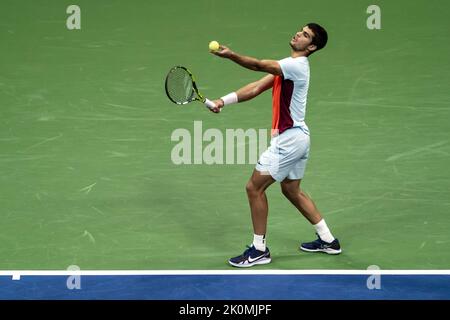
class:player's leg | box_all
[229,170,275,268]
[280,158,341,254]
[280,178,322,224]
[246,169,276,236]
[280,178,342,254]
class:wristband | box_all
[220,92,238,106]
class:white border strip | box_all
[1,270,450,277]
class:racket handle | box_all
[204,98,219,111]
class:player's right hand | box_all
[209,99,224,113]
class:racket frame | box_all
[165,66,206,105]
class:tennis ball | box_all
[209,40,220,51]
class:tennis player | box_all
[210,23,342,267]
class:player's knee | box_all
[246,181,254,194]
[246,181,259,196]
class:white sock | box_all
[253,234,266,251]
[313,219,335,243]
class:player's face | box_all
[290,26,315,52]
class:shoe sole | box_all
[300,247,342,255]
[228,257,272,268]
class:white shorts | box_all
[255,127,310,181]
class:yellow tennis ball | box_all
[209,40,220,51]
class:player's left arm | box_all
[212,45,282,76]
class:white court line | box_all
[1,270,450,277]
[386,141,448,162]
[23,134,63,151]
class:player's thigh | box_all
[247,169,276,193]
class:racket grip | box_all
[204,98,218,111]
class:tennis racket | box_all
[165,66,216,111]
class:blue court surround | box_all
[0,274,449,300]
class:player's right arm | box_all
[210,74,274,113]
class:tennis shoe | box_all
[300,234,342,255]
[229,245,271,268]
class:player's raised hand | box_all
[211,45,233,59]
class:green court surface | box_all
[1,0,449,270]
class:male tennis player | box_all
[209,23,341,267]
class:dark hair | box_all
[306,23,328,53]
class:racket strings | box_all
[166,68,195,103]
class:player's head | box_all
[290,23,328,55]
